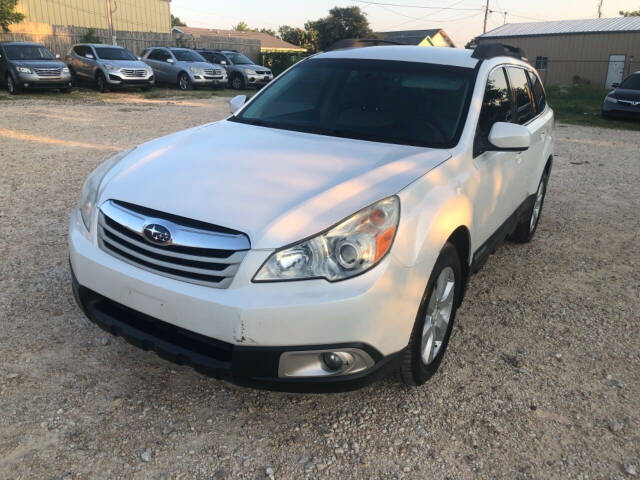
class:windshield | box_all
[619,74,640,90]
[171,49,205,62]
[231,58,475,148]
[226,52,253,65]
[5,45,55,61]
[95,47,137,61]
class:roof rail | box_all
[471,43,527,61]
[326,38,403,51]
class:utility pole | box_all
[597,0,603,18]
[483,0,490,33]
[106,0,116,45]
[503,11,508,24]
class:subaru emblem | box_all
[143,223,172,245]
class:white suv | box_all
[69,44,554,392]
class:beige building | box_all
[376,29,456,48]
[477,17,640,87]
[13,0,171,33]
[173,27,306,53]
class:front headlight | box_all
[16,66,32,74]
[103,64,118,71]
[606,95,618,104]
[244,68,257,75]
[62,67,70,74]
[189,67,204,75]
[79,149,133,230]
[254,196,400,282]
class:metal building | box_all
[15,0,171,33]
[477,17,640,87]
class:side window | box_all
[474,67,513,157]
[147,49,161,61]
[149,49,168,61]
[507,67,536,124]
[213,53,226,64]
[528,70,546,113]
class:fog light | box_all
[322,352,345,371]
[278,348,375,378]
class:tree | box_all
[259,27,277,37]
[0,0,25,32]
[279,25,318,52]
[233,21,250,31]
[619,7,640,16]
[305,6,373,51]
[171,14,186,27]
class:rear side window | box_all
[148,49,168,61]
[74,46,89,57]
[528,71,546,113]
[507,67,536,124]
[475,67,512,156]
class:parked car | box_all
[195,49,272,90]
[0,41,72,94]
[69,43,554,392]
[602,71,640,119]
[141,47,226,90]
[65,44,154,93]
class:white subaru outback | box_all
[69,43,554,392]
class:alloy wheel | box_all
[530,177,546,232]
[421,266,455,365]
[179,74,189,90]
[7,75,15,94]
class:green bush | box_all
[260,51,306,76]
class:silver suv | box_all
[65,44,154,92]
[142,47,227,90]
[196,49,272,90]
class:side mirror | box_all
[229,94,247,115]
[55,53,61,59]
[220,60,227,65]
[137,56,142,60]
[488,122,531,151]
[166,58,174,64]
[85,53,94,59]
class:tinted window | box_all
[5,44,55,60]
[619,74,640,90]
[198,51,214,62]
[225,52,253,65]
[170,49,205,62]
[528,71,546,113]
[507,67,536,124]
[475,67,513,156]
[232,58,475,148]
[95,47,136,61]
[148,49,168,61]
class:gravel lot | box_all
[1,93,638,480]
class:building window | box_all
[535,56,548,70]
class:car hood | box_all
[612,88,640,101]
[181,61,217,70]
[100,59,148,69]
[99,121,450,249]
[12,59,67,69]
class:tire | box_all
[400,242,462,386]
[178,72,192,91]
[509,170,549,243]
[231,74,245,90]
[96,72,108,93]
[6,74,18,95]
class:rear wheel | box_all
[96,72,108,93]
[509,171,549,243]
[6,74,18,95]
[400,243,461,386]
[178,72,192,91]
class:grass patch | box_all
[143,87,255,100]
[547,85,640,131]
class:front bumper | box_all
[602,100,640,118]
[247,74,273,85]
[69,208,417,391]
[106,72,154,86]
[16,72,72,89]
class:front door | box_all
[605,54,626,88]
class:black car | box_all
[602,72,640,119]
[0,41,72,94]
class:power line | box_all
[350,0,485,12]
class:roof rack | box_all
[471,43,527,61]
[326,38,403,51]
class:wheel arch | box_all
[446,226,471,306]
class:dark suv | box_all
[195,49,272,89]
[0,41,72,94]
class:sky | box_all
[171,0,640,46]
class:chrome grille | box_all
[121,69,147,77]
[203,69,223,77]
[34,67,62,77]
[98,200,250,289]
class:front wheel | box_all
[400,243,461,386]
[6,74,18,95]
[96,72,108,93]
[509,171,549,243]
[231,74,245,90]
[178,72,192,91]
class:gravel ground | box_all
[1,94,639,480]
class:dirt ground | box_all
[1,93,638,480]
